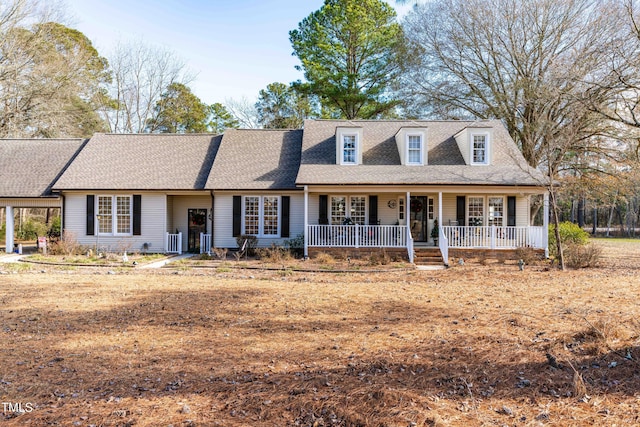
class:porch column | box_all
[304,186,309,258]
[406,191,413,263]
[5,206,14,254]
[438,192,443,226]
[543,191,549,258]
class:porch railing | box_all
[442,225,546,249]
[307,225,407,248]
[165,232,182,254]
[200,233,212,254]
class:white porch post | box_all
[438,192,443,226]
[543,191,550,258]
[304,185,309,258]
[5,206,14,254]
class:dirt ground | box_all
[1,239,639,426]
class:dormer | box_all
[336,126,363,165]
[454,126,493,166]
[395,127,427,165]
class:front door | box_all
[188,209,207,253]
[410,196,429,242]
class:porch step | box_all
[413,247,445,266]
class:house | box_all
[51,133,221,254]
[296,120,549,263]
[1,119,549,264]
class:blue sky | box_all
[65,0,411,105]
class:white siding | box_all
[516,195,530,226]
[62,192,167,253]
[1,198,61,208]
[213,192,304,249]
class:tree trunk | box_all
[577,197,585,228]
[549,188,565,270]
[592,207,597,235]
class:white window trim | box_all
[96,195,132,236]
[242,195,281,238]
[340,133,359,165]
[406,133,424,165]
[470,132,490,165]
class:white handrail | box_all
[441,226,545,249]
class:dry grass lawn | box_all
[1,239,640,426]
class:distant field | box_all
[0,239,639,426]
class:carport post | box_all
[5,206,14,254]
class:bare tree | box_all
[100,39,194,133]
[401,0,623,173]
[224,97,260,129]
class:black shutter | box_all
[133,195,142,235]
[232,195,242,237]
[456,196,466,226]
[507,196,516,227]
[319,195,328,225]
[86,195,95,236]
[281,196,290,238]
[368,195,378,225]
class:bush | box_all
[284,234,304,258]
[257,243,292,263]
[515,246,540,265]
[565,243,603,268]
[548,221,589,257]
[314,252,335,264]
[16,220,48,240]
[47,216,61,239]
[235,234,258,256]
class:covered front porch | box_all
[303,188,549,264]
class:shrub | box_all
[47,216,61,239]
[49,231,86,255]
[565,243,603,268]
[235,234,258,256]
[314,252,335,264]
[16,219,48,240]
[284,234,305,258]
[515,246,539,265]
[548,221,589,257]
[257,243,292,263]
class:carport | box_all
[0,138,86,253]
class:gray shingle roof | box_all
[297,119,546,186]
[206,129,303,190]
[0,139,86,198]
[53,133,221,190]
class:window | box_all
[331,196,366,225]
[488,197,504,226]
[243,196,279,237]
[342,134,357,164]
[263,196,279,236]
[472,134,488,164]
[244,196,260,235]
[97,195,131,235]
[398,197,405,221]
[468,196,484,226]
[407,134,423,164]
[427,197,434,220]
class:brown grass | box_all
[1,239,640,426]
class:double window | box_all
[330,195,366,225]
[467,196,505,226]
[243,196,279,237]
[97,195,131,235]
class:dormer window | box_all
[472,134,487,164]
[342,134,357,164]
[396,127,427,165]
[336,126,363,165]
[407,134,423,165]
